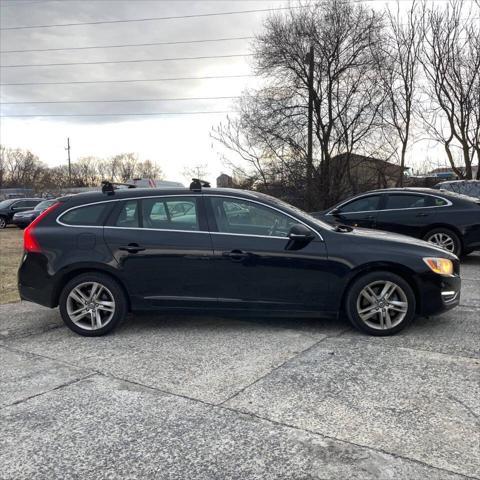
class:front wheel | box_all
[0,216,6,229]
[345,271,416,336]
[59,272,127,336]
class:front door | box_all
[205,196,331,312]
[104,196,215,309]
[328,193,384,228]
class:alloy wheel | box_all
[66,281,115,331]
[0,217,6,229]
[427,232,455,253]
[356,280,408,330]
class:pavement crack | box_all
[448,395,480,424]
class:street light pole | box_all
[66,137,71,185]
[306,45,314,210]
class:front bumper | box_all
[416,271,461,316]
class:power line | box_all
[0,6,296,31]
[1,53,253,68]
[0,95,240,104]
[0,35,254,54]
[0,73,256,86]
[0,110,233,117]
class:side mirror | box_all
[286,224,315,250]
[330,207,341,216]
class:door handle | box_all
[416,213,428,217]
[223,249,249,262]
[119,243,145,253]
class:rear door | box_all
[375,193,445,237]
[103,195,215,309]
[327,194,385,228]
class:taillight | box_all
[24,202,62,253]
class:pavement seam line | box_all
[0,373,97,410]
[334,329,480,362]
[216,325,352,407]
[1,345,476,479]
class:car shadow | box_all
[120,311,352,337]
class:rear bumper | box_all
[18,252,57,308]
[415,272,461,316]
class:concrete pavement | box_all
[0,254,479,479]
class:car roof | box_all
[367,187,442,195]
[61,187,265,206]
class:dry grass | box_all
[0,227,23,304]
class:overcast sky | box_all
[0,0,467,185]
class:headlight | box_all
[423,257,454,276]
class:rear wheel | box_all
[345,271,416,336]
[0,216,6,229]
[59,272,127,336]
[424,228,461,256]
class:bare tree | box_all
[421,0,480,179]
[213,0,386,208]
[379,1,424,186]
[182,161,209,182]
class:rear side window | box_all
[114,200,140,228]
[386,194,427,209]
[60,203,110,226]
[142,197,199,231]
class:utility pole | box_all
[65,137,71,185]
[305,45,314,210]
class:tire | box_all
[0,217,6,229]
[59,272,127,336]
[345,271,416,336]
[423,227,462,256]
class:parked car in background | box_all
[12,199,59,229]
[434,180,480,199]
[18,183,460,337]
[0,198,42,229]
[312,188,480,257]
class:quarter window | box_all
[210,197,298,237]
[142,197,199,231]
[61,203,110,226]
[340,195,381,213]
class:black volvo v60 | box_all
[314,188,480,257]
[18,184,460,337]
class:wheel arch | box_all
[53,265,131,311]
[339,262,421,314]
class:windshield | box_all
[34,200,56,211]
[0,199,16,209]
[251,191,334,230]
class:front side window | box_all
[61,203,110,226]
[340,195,381,213]
[386,194,428,209]
[210,197,298,237]
[142,197,199,231]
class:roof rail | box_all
[189,178,211,191]
[101,180,136,195]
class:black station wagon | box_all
[18,181,460,337]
